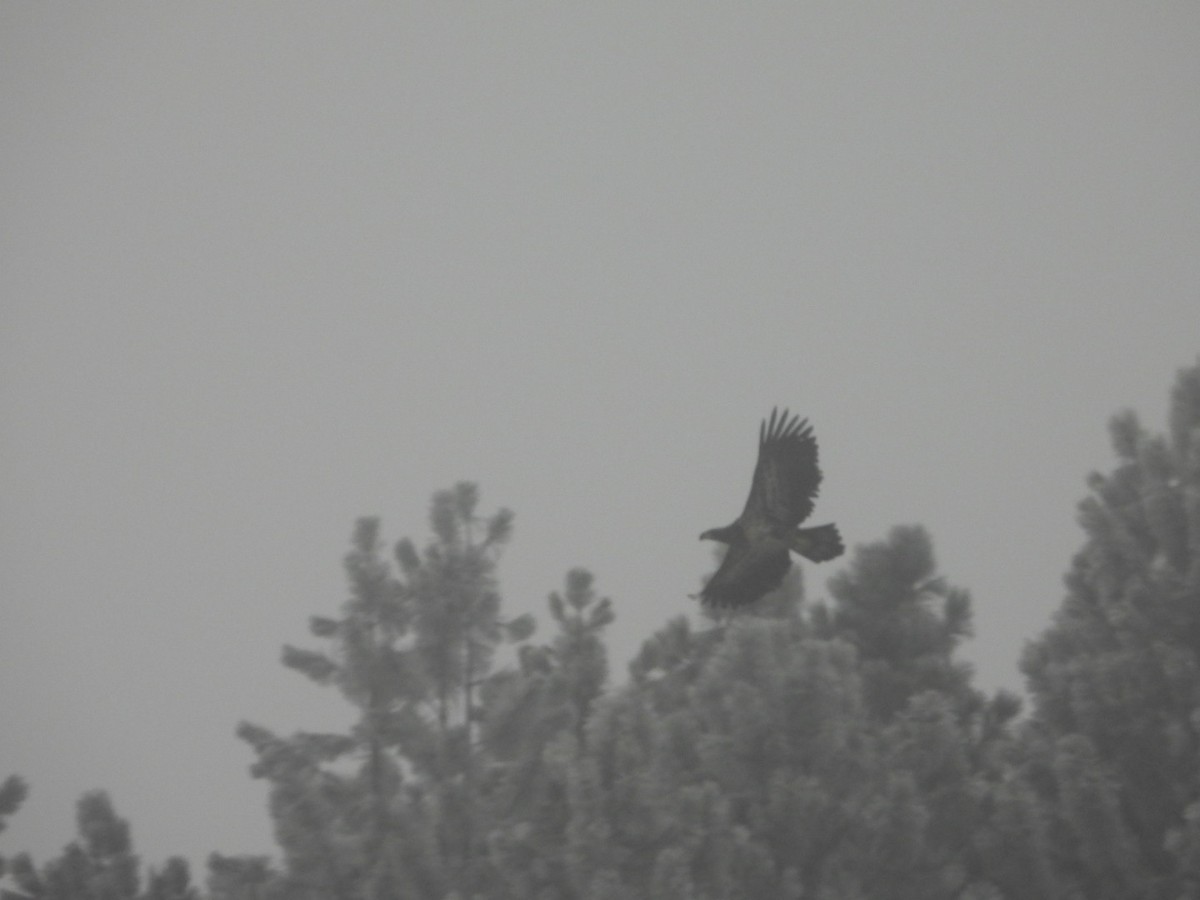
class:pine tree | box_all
[240,515,415,899]
[479,568,614,900]
[564,524,1038,899]
[140,858,197,900]
[816,524,975,721]
[1021,358,1200,898]
[807,529,1060,899]
[278,515,424,900]
[235,724,364,899]
[971,763,1061,900]
[688,620,875,899]
[241,484,529,899]
[205,854,286,900]
[8,792,141,900]
[0,775,29,883]
[391,483,529,898]
[563,686,665,899]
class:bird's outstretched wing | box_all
[698,542,791,608]
[740,408,822,531]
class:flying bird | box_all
[695,408,843,607]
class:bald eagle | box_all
[696,408,843,608]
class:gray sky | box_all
[3,2,1198,877]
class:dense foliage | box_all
[5,360,1198,899]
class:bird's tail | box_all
[792,523,843,563]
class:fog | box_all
[3,1,1198,876]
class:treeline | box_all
[3,359,1199,900]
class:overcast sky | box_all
[3,2,1198,878]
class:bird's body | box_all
[696,408,843,608]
